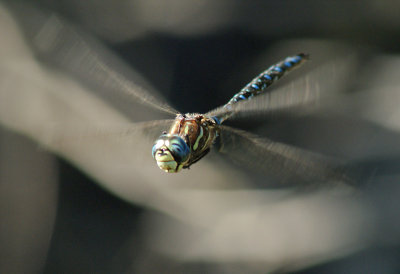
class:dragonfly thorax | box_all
[152,113,219,173]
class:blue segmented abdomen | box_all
[224,53,308,108]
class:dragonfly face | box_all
[152,133,190,173]
[152,113,220,173]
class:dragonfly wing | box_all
[208,54,357,121]
[218,125,354,186]
[40,120,174,150]
[13,6,178,118]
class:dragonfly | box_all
[29,13,354,185]
[152,54,308,173]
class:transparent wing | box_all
[14,6,178,118]
[40,119,174,150]
[207,55,357,121]
[218,125,354,185]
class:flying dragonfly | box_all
[26,12,354,185]
[152,54,308,173]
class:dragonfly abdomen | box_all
[224,53,308,108]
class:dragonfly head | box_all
[152,133,190,173]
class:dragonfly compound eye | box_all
[152,134,190,173]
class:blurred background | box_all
[1,1,400,273]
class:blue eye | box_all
[168,136,190,163]
[151,143,158,158]
[172,145,181,152]
[152,135,167,158]
[151,134,189,163]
